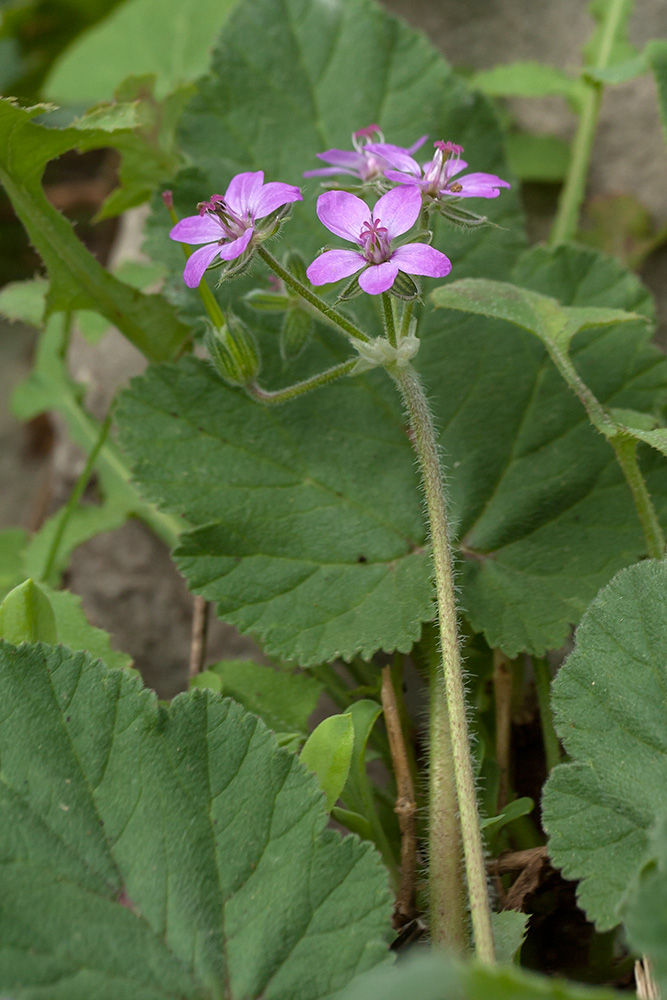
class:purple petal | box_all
[183,243,222,287]
[253,181,302,218]
[451,172,511,198]
[306,249,363,286]
[316,191,370,242]
[358,261,399,295]
[444,158,469,180]
[224,171,264,216]
[373,185,421,239]
[365,144,420,174]
[303,165,358,178]
[315,149,366,169]
[406,134,428,154]
[383,170,426,188]
[217,227,253,260]
[170,214,222,245]
[392,243,452,278]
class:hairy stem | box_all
[392,363,494,962]
[382,292,397,347]
[258,246,369,343]
[549,0,628,244]
[247,359,357,404]
[612,437,666,559]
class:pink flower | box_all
[169,171,302,288]
[306,185,451,295]
[304,124,427,183]
[370,140,511,200]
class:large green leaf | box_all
[623,816,667,997]
[0,641,392,998]
[543,560,667,930]
[336,951,619,1000]
[45,0,239,105]
[117,353,433,665]
[0,99,187,361]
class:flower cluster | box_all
[168,127,509,301]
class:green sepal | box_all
[335,274,364,302]
[388,271,419,301]
[281,307,313,361]
[204,314,261,387]
[284,248,309,286]
[244,288,291,312]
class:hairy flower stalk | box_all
[391,362,495,963]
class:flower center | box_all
[358,218,391,264]
[423,140,464,196]
[198,195,249,241]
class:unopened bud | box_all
[205,315,260,387]
[280,308,312,361]
[284,249,309,286]
[244,288,291,312]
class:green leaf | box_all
[0,641,392,997]
[646,40,667,148]
[46,586,133,672]
[301,714,355,811]
[0,528,28,601]
[492,911,528,965]
[584,0,638,70]
[0,277,48,326]
[336,951,620,1000]
[470,62,579,101]
[543,560,667,930]
[331,806,373,840]
[190,659,322,733]
[481,797,534,837]
[0,579,57,643]
[623,815,667,997]
[0,98,188,362]
[505,132,571,183]
[45,0,239,105]
[12,315,181,580]
[341,700,384,816]
[582,52,647,85]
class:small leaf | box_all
[192,659,322,734]
[0,579,57,644]
[505,132,571,183]
[0,277,48,326]
[480,796,534,837]
[332,806,373,840]
[342,699,384,816]
[301,714,355,811]
[582,53,647,85]
[46,586,133,672]
[543,561,667,930]
[492,910,529,964]
[470,61,579,101]
[0,642,393,997]
[0,528,28,601]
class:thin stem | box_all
[382,293,397,347]
[40,408,113,581]
[188,595,209,678]
[549,0,627,244]
[493,649,513,814]
[392,364,494,962]
[381,665,418,926]
[258,246,369,343]
[532,658,562,774]
[166,201,226,329]
[247,359,357,404]
[612,437,666,559]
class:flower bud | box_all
[205,315,260,387]
[280,307,312,361]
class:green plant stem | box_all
[41,408,114,582]
[166,203,226,329]
[428,654,469,954]
[382,293,397,347]
[549,0,628,244]
[612,437,666,559]
[545,342,665,558]
[258,246,369,343]
[532,658,562,774]
[399,300,415,341]
[247,359,356,404]
[392,363,495,962]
